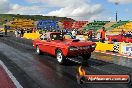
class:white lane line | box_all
[116,54,121,56]
[0,60,23,88]
[111,54,116,55]
[128,56,132,59]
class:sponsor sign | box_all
[122,44,132,56]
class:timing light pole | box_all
[115,1,119,22]
[116,11,118,22]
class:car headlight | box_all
[69,46,78,51]
[91,44,96,48]
[83,47,87,49]
[86,46,90,49]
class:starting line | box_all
[0,60,23,88]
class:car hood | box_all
[53,39,95,47]
[107,35,118,38]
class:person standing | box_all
[72,29,77,38]
[20,29,24,37]
[15,28,18,37]
[4,25,8,35]
[32,28,36,33]
[87,29,93,41]
[18,29,21,37]
[100,27,106,43]
[121,29,125,34]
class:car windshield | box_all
[63,33,75,39]
[50,33,75,40]
[50,33,63,40]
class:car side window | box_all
[40,34,47,40]
[64,34,71,39]
[122,34,132,38]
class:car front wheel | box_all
[36,46,42,55]
[56,50,65,64]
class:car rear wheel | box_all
[36,46,42,55]
[56,50,65,64]
[112,39,118,43]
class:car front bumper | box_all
[67,48,95,57]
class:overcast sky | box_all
[0,0,132,21]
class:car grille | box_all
[77,46,90,50]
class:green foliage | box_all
[110,21,129,28]
[83,21,108,31]
[0,14,75,26]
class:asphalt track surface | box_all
[0,33,132,88]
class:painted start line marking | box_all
[0,60,23,88]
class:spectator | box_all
[17,29,21,37]
[80,30,83,35]
[27,28,30,33]
[121,29,125,34]
[15,28,18,37]
[30,28,33,33]
[87,29,93,41]
[32,28,36,33]
[20,29,24,37]
[100,27,106,43]
[4,25,8,35]
[72,29,77,38]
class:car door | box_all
[44,33,56,55]
[39,34,51,53]
[41,34,53,54]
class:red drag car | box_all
[107,33,132,43]
[33,32,96,64]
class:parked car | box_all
[107,33,132,43]
[33,32,96,64]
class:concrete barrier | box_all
[120,43,132,56]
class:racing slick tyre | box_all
[56,50,65,65]
[36,46,43,55]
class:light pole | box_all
[116,11,118,22]
[115,1,119,22]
